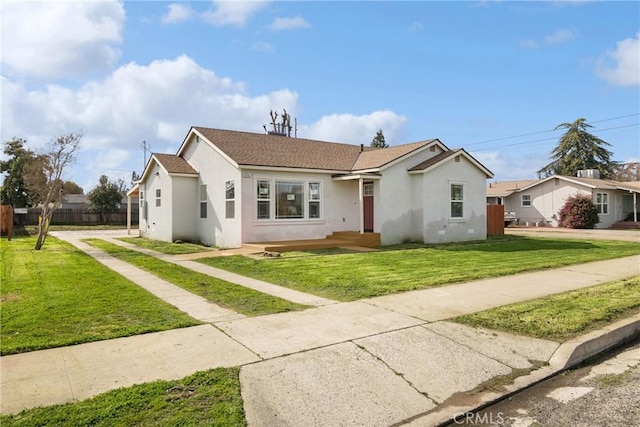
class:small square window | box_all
[522,195,531,207]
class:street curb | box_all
[409,313,640,426]
[549,313,640,370]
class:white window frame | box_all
[363,182,374,196]
[200,184,207,219]
[595,192,609,215]
[155,189,161,207]
[255,178,323,221]
[521,194,532,207]
[449,182,465,220]
[225,180,235,219]
[308,182,321,219]
[256,179,271,220]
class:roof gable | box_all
[352,139,438,171]
[408,148,494,178]
[139,153,198,183]
[153,153,199,175]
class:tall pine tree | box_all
[370,129,388,148]
[537,118,617,178]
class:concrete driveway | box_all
[506,227,639,242]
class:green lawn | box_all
[197,236,640,301]
[0,368,244,427]
[454,276,640,341]
[0,236,200,356]
[84,239,307,316]
[117,237,215,255]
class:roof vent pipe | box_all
[360,144,364,152]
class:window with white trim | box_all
[521,194,531,207]
[256,180,270,219]
[450,183,464,219]
[225,180,235,219]
[363,182,374,196]
[200,185,207,219]
[155,189,161,207]
[276,181,304,219]
[309,182,321,219]
[255,179,322,220]
[596,192,608,214]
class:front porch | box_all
[244,231,381,253]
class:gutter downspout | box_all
[359,178,364,234]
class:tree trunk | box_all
[34,206,53,250]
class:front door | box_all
[363,182,374,232]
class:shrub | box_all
[558,194,599,229]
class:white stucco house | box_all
[130,127,494,247]
[487,171,640,228]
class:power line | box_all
[465,113,639,148]
[472,122,639,152]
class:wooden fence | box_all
[486,204,505,236]
[1,205,13,239]
[16,208,139,227]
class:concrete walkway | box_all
[1,230,639,425]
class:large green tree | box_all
[0,138,36,207]
[370,129,388,148]
[537,118,617,178]
[87,175,127,224]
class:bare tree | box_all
[24,132,82,250]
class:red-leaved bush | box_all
[557,194,600,229]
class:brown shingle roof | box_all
[407,149,460,172]
[191,127,436,172]
[194,127,361,171]
[153,153,198,175]
[352,140,436,170]
[487,179,539,197]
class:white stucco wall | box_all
[240,169,360,243]
[419,156,488,244]
[181,135,242,248]
[139,162,174,242]
[376,145,488,245]
[171,176,198,241]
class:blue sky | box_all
[2,1,639,192]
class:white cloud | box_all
[472,150,548,180]
[270,16,310,31]
[0,0,125,79]
[519,28,576,50]
[596,33,640,87]
[162,3,195,24]
[544,28,576,45]
[301,110,407,146]
[203,0,268,27]
[1,55,298,185]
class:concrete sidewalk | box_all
[1,231,639,425]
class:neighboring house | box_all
[60,194,88,210]
[131,127,493,248]
[487,171,640,228]
[60,194,139,212]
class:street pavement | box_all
[463,339,640,426]
[1,229,639,426]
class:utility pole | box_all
[141,140,151,170]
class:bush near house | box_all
[558,194,599,229]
